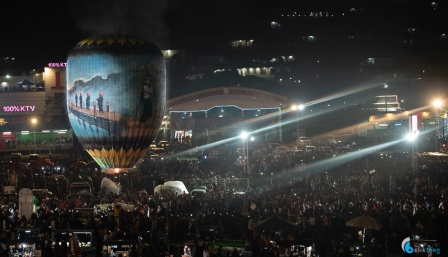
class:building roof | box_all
[168,87,287,111]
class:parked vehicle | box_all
[67,174,93,195]
[320,147,333,157]
[328,135,349,146]
[334,147,353,156]
[28,154,40,161]
[190,187,207,197]
[32,189,53,199]
[157,140,170,148]
[296,137,311,147]
[287,149,305,157]
[305,146,316,153]
[275,146,289,154]
[10,153,22,162]
[152,147,167,156]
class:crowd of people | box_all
[0,143,447,257]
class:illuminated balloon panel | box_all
[66,35,166,170]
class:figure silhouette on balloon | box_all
[139,75,155,128]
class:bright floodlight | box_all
[250,136,255,141]
[434,100,442,108]
[406,130,419,141]
[240,131,248,139]
[31,118,37,124]
[292,104,305,110]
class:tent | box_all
[154,181,189,195]
[255,213,301,231]
[345,214,382,242]
[70,161,88,169]
[87,161,101,170]
[20,79,34,86]
[18,79,35,91]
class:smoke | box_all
[71,0,170,48]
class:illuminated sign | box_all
[3,106,36,112]
[48,62,67,68]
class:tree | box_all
[44,93,68,122]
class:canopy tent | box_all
[70,161,88,169]
[345,214,382,242]
[87,161,101,170]
[345,214,382,230]
[19,79,34,86]
[255,213,301,231]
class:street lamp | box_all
[31,118,37,153]
[407,130,419,174]
[433,100,447,152]
[115,168,120,184]
[291,104,304,138]
[384,84,388,112]
[248,136,254,175]
[240,132,253,174]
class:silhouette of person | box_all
[86,92,90,110]
[79,92,83,109]
[97,92,104,113]
[75,93,78,107]
[140,76,153,123]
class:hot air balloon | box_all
[66,35,166,173]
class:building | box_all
[167,87,288,144]
[0,63,73,153]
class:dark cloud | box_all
[71,0,170,48]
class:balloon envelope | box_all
[66,35,166,170]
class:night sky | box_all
[2,0,448,104]
[1,1,447,62]
[0,0,271,67]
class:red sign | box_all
[0,131,16,139]
[51,71,65,90]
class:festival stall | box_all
[51,229,94,256]
[102,239,136,257]
[7,240,37,257]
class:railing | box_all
[3,142,73,152]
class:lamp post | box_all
[433,100,447,152]
[115,168,120,185]
[291,104,304,138]
[240,132,253,175]
[247,136,254,175]
[31,118,37,153]
[407,130,419,174]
